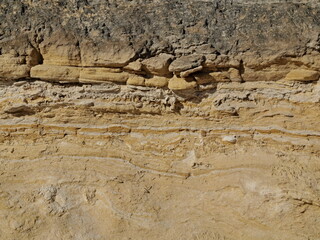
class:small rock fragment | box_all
[222,135,237,144]
[13,81,28,87]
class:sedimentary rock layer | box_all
[0,0,320,240]
[1,79,320,240]
[0,0,320,85]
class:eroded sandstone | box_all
[0,0,320,240]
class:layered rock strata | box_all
[1,0,320,86]
[1,80,320,240]
[0,0,320,240]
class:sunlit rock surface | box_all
[0,1,320,239]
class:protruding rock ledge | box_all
[80,68,128,84]
[21,56,320,90]
[285,69,320,82]
[31,65,80,82]
[2,39,320,90]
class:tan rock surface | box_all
[30,65,80,82]
[0,13,318,240]
[0,80,320,240]
[79,68,128,83]
[1,1,320,239]
[127,75,145,86]
[145,76,169,88]
[0,54,30,80]
[228,68,243,82]
[285,69,320,81]
[168,76,198,90]
[39,31,81,66]
[0,64,30,80]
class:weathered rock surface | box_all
[0,80,320,240]
[79,68,128,84]
[285,69,320,82]
[169,55,205,73]
[31,65,80,82]
[145,76,169,88]
[0,0,320,240]
[142,54,174,76]
[168,76,198,91]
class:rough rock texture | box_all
[1,0,320,240]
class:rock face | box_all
[0,1,320,240]
[285,69,320,82]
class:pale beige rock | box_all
[2,1,320,239]
[0,80,320,240]
[145,76,169,88]
[285,69,320,81]
[30,65,80,82]
[127,75,145,86]
[221,135,237,144]
[168,76,197,90]
[79,68,128,83]
[300,55,320,70]
[0,49,42,80]
[142,53,174,75]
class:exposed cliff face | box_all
[0,1,320,240]
[1,0,320,84]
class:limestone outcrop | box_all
[0,1,320,240]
